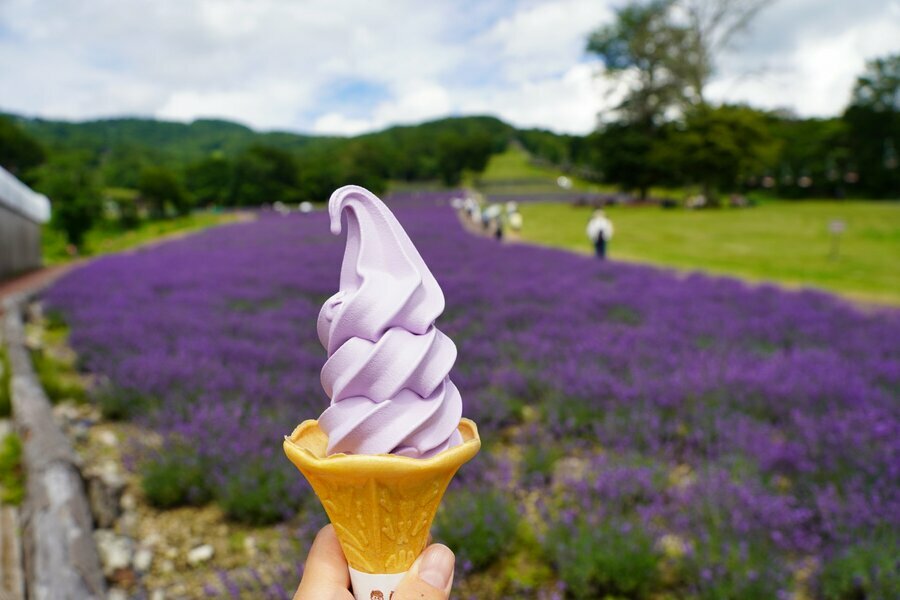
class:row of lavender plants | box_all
[45,192,898,598]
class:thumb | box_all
[392,544,455,599]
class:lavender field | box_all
[46,193,899,599]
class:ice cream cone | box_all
[284,418,479,595]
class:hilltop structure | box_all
[0,165,50,281]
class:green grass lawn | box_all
[42,211,245,265]
[517,201,900,306]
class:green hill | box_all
[2,113,516,192]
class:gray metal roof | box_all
[0,165,51,223]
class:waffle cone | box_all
[284,418,480,574]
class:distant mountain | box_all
[0,112,536,194]
[4,113,518,166]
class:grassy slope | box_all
[42,211,244,265]
[473,147,609,193]
[517,201,900,305]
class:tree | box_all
[99,144,153,189]
[35,155,102,248]
[588,0,772,114]
[842,54,899,198]
[585,0,773,196]
[434,132,495,186]
[590,123,669,199]
[767,117,848,199]
[0,116,46,177]
[139,166,190,217]
[185,154,232,206]
[587,0,688,124]
[674,0,774,104]
[849,54,900,112]
[586,1,689,197]
[658,105,776,203]
[229,145,300,206]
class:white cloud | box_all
[459,63,607,132]
[707,0,900,116]
[312,113,373,136]
[157,80,317,129]
[0,0,898,135]
[480,0,613,82]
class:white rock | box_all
[94,530,134,576]
[71,421,90,443]
[98,430,118,447]
[87,462,126,529]
[120,492,137,511]
[107,589,127,600]
[186,544,214,566]
[133,547,154,572]
[118,510,139,535]
[53,401,81,424]
[150,591,166,600]
[552,457,590,487]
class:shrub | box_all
[30,318,86,405]
[820,534,900,600]
[0,433,25,505]
[93,384,150,420]
[680,538,789,600]
[543,517,661,600]
[520,437,564,486]
[43,309,67,330]
[31,347,86,404]
[215,462,304,525]
[433,487,519,572]
[142,447,212,509]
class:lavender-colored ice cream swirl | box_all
[316,186,463,458]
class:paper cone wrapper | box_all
[284,418,480,579]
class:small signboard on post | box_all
[828,219,846,260]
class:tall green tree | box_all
[586,1,687,197]
[185,154,232,206]
[657,105,777,203]
[139,166,190,217]
[588,0,687,124]
[35,154,102,248]
[434,132,495,186]
[229,145,300,206]
[586,0,772,196]
[674,0,774,105]
[591,123,668,199]
[0,116,46,177]
[842,54,899,197]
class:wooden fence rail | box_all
[2,297,105,600]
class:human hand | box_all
[294,524,455,600]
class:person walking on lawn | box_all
[586,209,614,259]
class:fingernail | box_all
[417,545,454,590]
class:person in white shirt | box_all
[508,211,523,232]
[586,209,614,259]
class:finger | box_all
[393,544,455,599]
[295,525,354,600]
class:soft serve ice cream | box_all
[283,185,479,599]
[316,185,463,458]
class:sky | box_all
[0,0,898,136]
